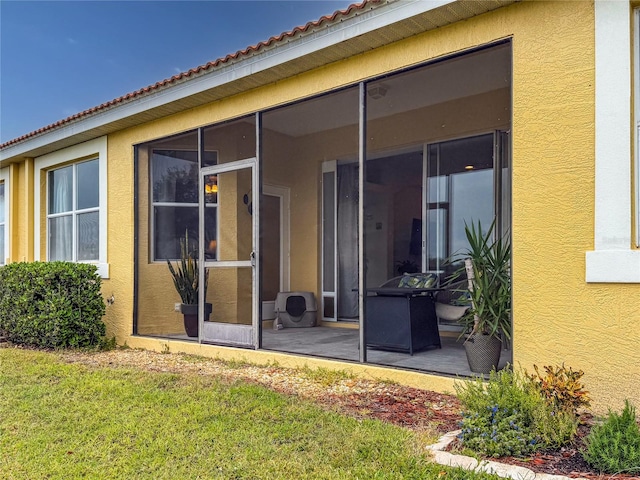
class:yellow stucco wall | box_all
[101,136,134,340]
[7,1,633,410]
[508,1,639,412]
[6,160,34,263]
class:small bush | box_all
[526,363,590,415]
[530,400,578,449]
[0,261,106,348]
[583,400,640,474]
[455,368,580,457]
[455,369,540,457]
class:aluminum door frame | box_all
[199,157,258,348]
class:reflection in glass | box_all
[322,171,335,292]
[76,159,99,210]
[204,175,218,204]
[152,150,199,204]
[204,207,217,260]
[151,148,218,261]
[427,134,494,271]
[450,169,493,255]
[49,166,72,214]
[0,183,5,223]
[154,206,198,260]
[49,215,72,261]
[77,212,99,261]
[154,206,216,260]
[427,208,447,270]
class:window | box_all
[150,149,217,261]
[34,137,108,278]
[426,134,495,272]
[47,159,99,261]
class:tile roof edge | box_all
[0,0,376,150]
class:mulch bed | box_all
[5,345,639,479]
[329,389,639,480]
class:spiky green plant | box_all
[457,220,511,340]
[167,230,208,305]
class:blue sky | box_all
[0,0,350,143]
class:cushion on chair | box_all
[397,273,438,289]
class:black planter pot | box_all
[180,303,212,337]
[463,333,502,374]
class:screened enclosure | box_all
[134,42,513,375]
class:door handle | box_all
[250,251,256,267]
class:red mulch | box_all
[321,386,640,480]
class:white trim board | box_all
[0,167,9,265]
[33,137,109,278]
[586,0,640,283]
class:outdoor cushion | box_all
[397,273,437,289]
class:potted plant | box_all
[396,259,420,274]
[167,230,211,337]
[457,220,511,374]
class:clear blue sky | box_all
[0,0,350,143]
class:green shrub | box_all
[530,400,578,449]
[583,400,640,474]
[455,369,539,457]
[455,368,579,457]
[0,261,106,348]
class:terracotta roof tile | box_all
[1,0,373,150]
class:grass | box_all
[0,348,500,479]
[299,365,357,386]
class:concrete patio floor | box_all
[261,326,512,377]
[146,325,512,378]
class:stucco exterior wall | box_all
[508,1,639,411]
[6,160,34,263]
[103,136,134,340]
[95,0,636,410]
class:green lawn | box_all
[0,348,498,479]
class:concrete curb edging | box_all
[426,431,588,480]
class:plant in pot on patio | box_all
[457,220,511,374]
[167,231,211,337]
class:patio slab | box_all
[261,326,512,377]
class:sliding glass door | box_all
[321,161,359,322]
[425,133,497,275]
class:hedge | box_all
[0,262,106,348]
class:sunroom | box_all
[134,40,513,376]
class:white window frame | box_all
[0,168,9,265]
[34,137,108,278]
[586,1,640,283]
[47,159,100,263]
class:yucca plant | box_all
[167,230,208,305]
[458,220,511,340]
